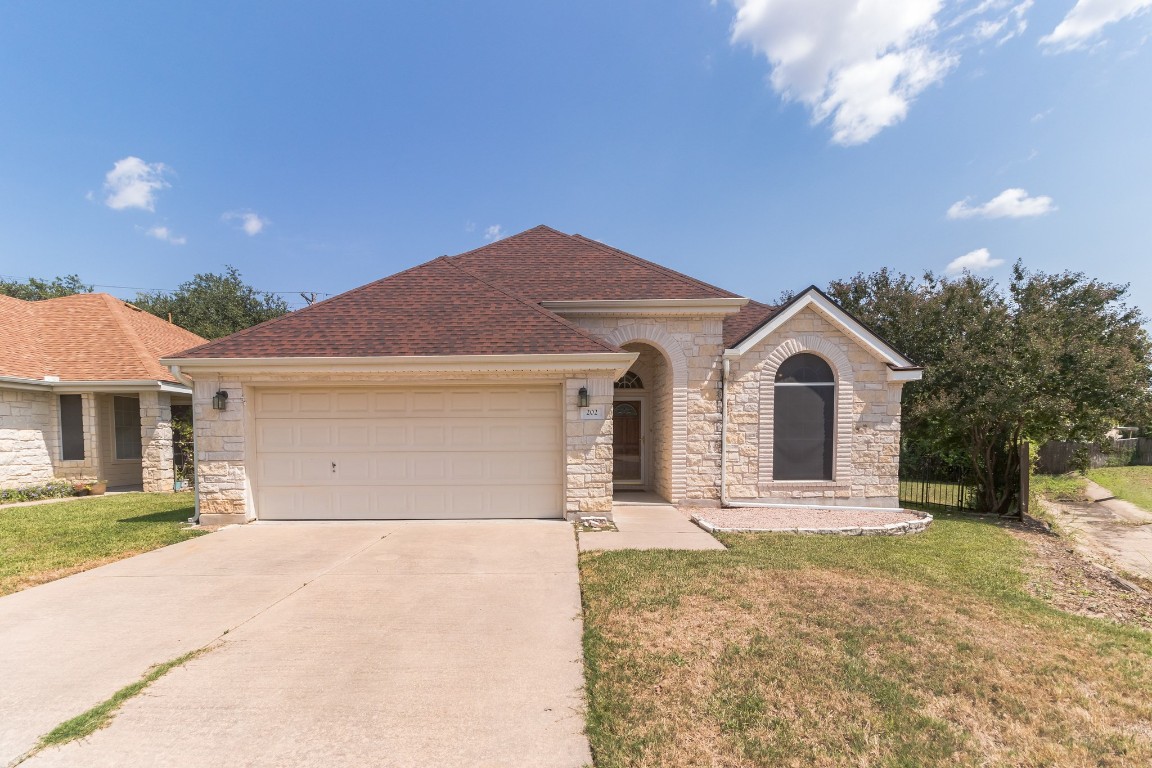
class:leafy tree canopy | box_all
[0,274,93,300]
[827,263,1152,514]
[133,266,289,340]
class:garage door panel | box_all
[254,386,562,520]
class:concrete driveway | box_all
[0,521,591,768]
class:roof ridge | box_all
[442,257,623,354]
[173,257,447,356]
[101,293,166,379]
[568,233,740,299]
[445,224,562,262]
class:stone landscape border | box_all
[692,508,932,536]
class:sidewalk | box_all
[1046,480,1152,581]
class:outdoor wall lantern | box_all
[212,390,229,410]
[577,387,589,408]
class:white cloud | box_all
[945,247,1004,274]
[103,156,171,211]
[947,188,1056,219]
[483,225,504,241]
[1041,0,1152,51]
[144,225,186,245]
[727,0,1037,145]
[223,210,269,236]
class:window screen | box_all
[114,396,142,460]
[59,395,84,461]
[773,354,834,480]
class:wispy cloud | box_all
[223,210,269,236]
[946,247,1004,274]
[144,225,186,245]
[483,224,504,241]
[1041,0,1152,51]
[102,156,171,211]
[947,188,1056,219]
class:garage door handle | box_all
[331,462,337,472]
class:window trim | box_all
[757,336,855,490]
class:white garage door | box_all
[253,386,563,520]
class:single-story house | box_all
[164,226,922,525]
[0,292,207,491]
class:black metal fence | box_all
[898,457,979,513]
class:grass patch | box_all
[1032,472,1089,502]
[581,513,1152,767]
[37,647,209,751]
[1088,466,1152,513]
[0,493,204,595]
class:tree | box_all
[827,263,1152,515]
[133,266,289,339]
[0,274,92,300]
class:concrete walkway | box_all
[1,521,591,768]
[1047,480,1152,580]
[579,495,725,551]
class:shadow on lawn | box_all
[117,507,194,524]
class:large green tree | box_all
[827,263,1152,515]
[0,274,92,300]
[133,266,289,340]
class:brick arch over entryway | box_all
[603,325,688,502]
[757,334,855,487]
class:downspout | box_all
[720,359,730,508]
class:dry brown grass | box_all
[581,515,1152,767]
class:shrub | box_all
[0,480,78,505]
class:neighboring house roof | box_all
[450,225,739,301]
[0,292,206,384]
[174,256,622,359]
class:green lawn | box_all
[1088,466,1152,513]
[580,514,1152,767]
[0,493,205,596]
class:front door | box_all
[613,400,642,484]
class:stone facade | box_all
[565,315,727,504]
[0,388,56,489]
[140,391,174,493]
[0,386,184,492]
[724,306,904,507]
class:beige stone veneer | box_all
[724,306,904,507]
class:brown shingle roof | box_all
[173,257,621,359]
[0,293,206,383]
[722,300,779,348]
[449,225,740,301]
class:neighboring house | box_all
[164,226,922,525]
[0,293,207,491]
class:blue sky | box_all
[1,1,1149,314]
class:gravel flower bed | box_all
[691,506,930,535]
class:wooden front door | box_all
[613,400,642,483]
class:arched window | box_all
[773,353,834,480]
[614,371,644,389]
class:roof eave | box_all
[0,375,191,394]
[161,352,638,377]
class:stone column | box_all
[140,391,174,493]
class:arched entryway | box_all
[613,342,673,500]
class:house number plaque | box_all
[580,406,605,420]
